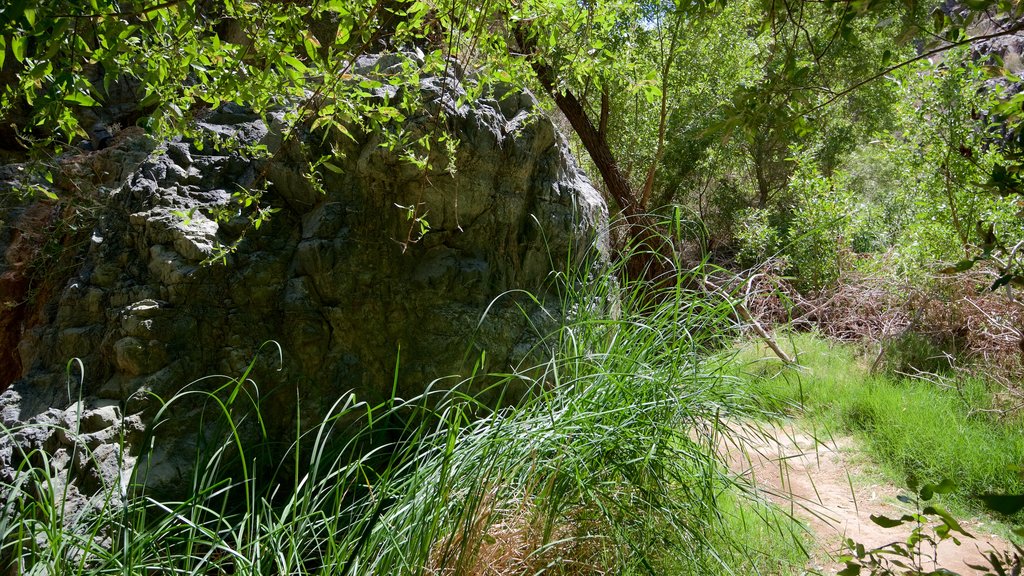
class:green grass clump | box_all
[703,489,812,576]
[725,332,1024,512]
[0,246,809,575]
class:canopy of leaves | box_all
[3,0,1024,284]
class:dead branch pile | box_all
[740,263,1024,374]
[901,272,1024,372]
[788,275,911,343]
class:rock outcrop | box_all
[0,53,609,503]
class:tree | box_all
[3,0,1021,280]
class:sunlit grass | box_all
[724,332,1024,515]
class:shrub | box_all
[735,207,783,270]
[783,159,860,291]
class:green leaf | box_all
[336,24,351,44]
[376,107,404,122]
[64,91,98,107]
[303,37,319,61]
[38,186,58,200]
[281,54,308,73]
[870,514,905,528]
[324,0,350,14]
[837,562,861,576]
[895,23,919,45]
[921,479,956,498]
[140,91,162,108]
[922,504,973,538]
[641,83,662,105]
[11,36,25,63]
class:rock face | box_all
[0,54,609,500]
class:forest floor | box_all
[722,421,1013,575]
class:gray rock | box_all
[0,52,609,505]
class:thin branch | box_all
[640,11,682,210]
[598,86,609,137]
[703,276,795,364]
[805,21,1024,116]
[815,3,848,61]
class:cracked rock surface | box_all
[0,54,609,501]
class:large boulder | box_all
[0,54,609,501]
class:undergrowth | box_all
[0,239,810,575]
[725,332,1024,518]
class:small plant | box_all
[838,478,1023,576]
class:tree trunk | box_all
[753,145,771,208]
[513,26,671,281]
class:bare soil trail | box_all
[722,422,1013,575]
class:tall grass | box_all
[0,239,809,575]
[726,333,1024,515]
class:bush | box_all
[881,330,957,375]
[782,159,861,291]
[735,207,783,270]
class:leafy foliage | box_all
[782,157,864,290]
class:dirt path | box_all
[721,422,1012,574]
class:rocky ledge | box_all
[0,53,609,507]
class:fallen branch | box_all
[702,274,795,365]
[735,300,795,364]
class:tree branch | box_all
[512,23,639,217]
[805,21,1024,116]
[599,86,609,137]
[640,13,682,210]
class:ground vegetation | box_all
[4,0,1024,573]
